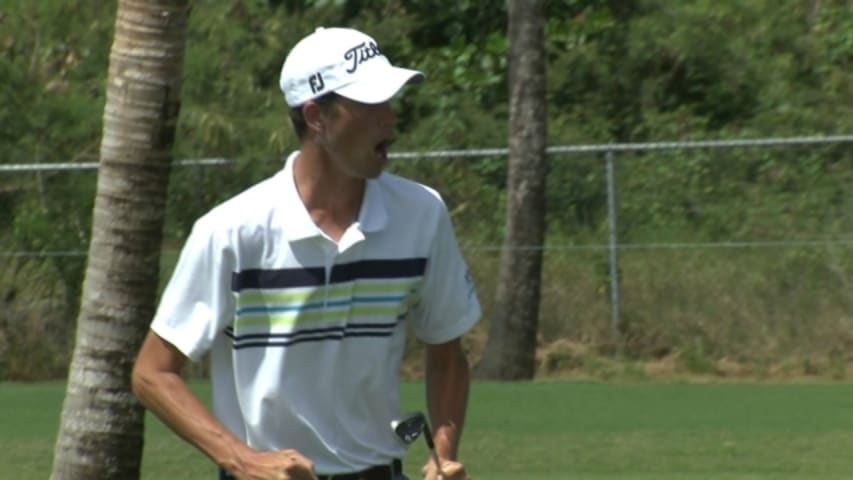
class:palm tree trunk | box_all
[51,1,190,478]
[475,0,547,380]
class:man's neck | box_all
[293,147,366,242]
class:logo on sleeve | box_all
[464,269,476,300]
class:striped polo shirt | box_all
[150,151,481,474]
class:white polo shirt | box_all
[151,152,481,474]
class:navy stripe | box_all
[231,267,325,291]
[226,322,396,340]
[230,331,395,349]
[231,258,427,291]
[330,258,427,283]
[224,321,399,350]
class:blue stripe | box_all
[236,301,325,315]
[235,295,407,316]
[351,295,406,303]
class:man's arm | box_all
[423,338,471,480]
[132,330,317,480]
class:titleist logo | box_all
[344,41,382,73]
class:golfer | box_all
[132,27,480,480]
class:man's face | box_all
[317,96,397,179]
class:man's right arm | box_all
[131,330,317,480]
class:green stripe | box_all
[236,280,421,308]
[234,305,404,329]
[237,289,321,307]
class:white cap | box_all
[279,27,424,108]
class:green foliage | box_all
[0,0,851,379]
[0,1,108,302]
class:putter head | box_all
[391,411,426,445]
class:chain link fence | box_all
[2,135,852,379]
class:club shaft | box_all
[423,423,436,449]
[423,423,444,475]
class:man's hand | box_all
[423,339,471,480]
[421,459,470,480]
[230,448,318,480]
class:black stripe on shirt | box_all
[231,258,427,292]
[231,266,325,291]
[330,258,427,283]
[224,321,399,350]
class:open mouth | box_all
[375,139,392,160]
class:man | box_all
[132,27,480,480]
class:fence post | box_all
[606,149,621,339]
[195,162,205,215]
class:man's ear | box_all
[302,100,325,134]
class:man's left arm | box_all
[424,338,471,479]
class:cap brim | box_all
[334,67,424,105]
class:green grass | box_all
[4,380,853,479]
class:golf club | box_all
[391,411,444,477]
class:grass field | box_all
[4,380,853,479]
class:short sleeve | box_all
[411,204,481,344]
[150,217,236,361]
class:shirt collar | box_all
[356,173,388,233]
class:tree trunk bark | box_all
[475,0,547,380]
[51,1,190,478]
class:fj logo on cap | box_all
[344,41,382,74]
[309,73,325,94]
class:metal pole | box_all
[195,161,205,216]
[606,150,621,338]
